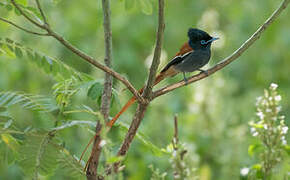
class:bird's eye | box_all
[200,40,207,45]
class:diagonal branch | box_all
[143,0,165,98]
[9,0,145,104]
[35,0,49,25]
[112,0,165,172]
[152,0,290,99]
[0,17,49,36]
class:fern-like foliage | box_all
[19,133,59,178]
[58,149,86,179]
[0,91,58,112]
[0,37,92,82]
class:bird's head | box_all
[187,28,219,49]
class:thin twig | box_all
[0,17,48,36]
[100,0,113,121]
[35,0,49,25]
[152,0,290,99]
[143,0,165,98]
[173,114,178,150]
[86,0,114,178]
[11,0,45,29]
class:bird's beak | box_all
[208,37,219,43]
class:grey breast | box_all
[174,49,211,73]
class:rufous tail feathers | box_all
[107,73,166,127]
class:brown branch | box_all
[152,0,290,99]
[0,17,48,36]
[35,0,49,26]
[143,0,165,98]
[112,0,165,172]
[100,0,113,121]
[86,0,113,178]
[11,0,45,29]
[86,121,103,180]
[172,114,178,150]
[9,0,145,104]
[113,104,148,172]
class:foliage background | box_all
[0,0,289,179]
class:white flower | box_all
[99,140,107,147]
[253,132,259,137]
[256,97,263,105]
[272,117,277,121]
[264,125,268,130]
[250,127,256,133]
[276,106,282,112]
[282,139,287,145]
[270,83,278,90]
[172,150,177,157]
[256,112,264,120]
[266,108,272,113]
[275,95,282,102]
[282,126,288,134]
[279,115,285,120]
[240,167,250,176]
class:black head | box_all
[187,28,218,49]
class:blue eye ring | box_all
[200,40,207,45]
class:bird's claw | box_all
[199,69,208,76]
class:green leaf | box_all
[139,0,152,15]
[1,133,20,152]
[118,122,168,156]
[52,120,96,131]
[0,114,13,121]
[0,106,7,112]
[0,38,93,82]
[283,145,290,155]
[19,134,59,177]
[5,4,13,11]
[1,44,15,58]
[0,91,58,112]
[125,0,136,11]
[4,119,13,129]
[57,149,85,179]
[248,144,261,156]
[107,156,124,164]
[15,0,28,6]
[87,82,103,100]
[15,47,23,58]
[14,6,21,16]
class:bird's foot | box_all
[198,69,209,76]
[183,72,188,85]
[184,77,188,85]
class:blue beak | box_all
[208,37,219,43]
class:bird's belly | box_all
[174,54,210,72]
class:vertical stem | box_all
[101,0,113,121]
[86,0,113,179]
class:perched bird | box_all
[107,28,218,127]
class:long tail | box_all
[106,73,166,127]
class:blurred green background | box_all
[0,0,289,179]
